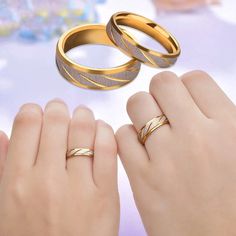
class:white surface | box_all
[0,0,236,235]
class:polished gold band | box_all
[106,12,181,68]
[138,115,169,145]
[56,24,141,90]
[67,148,94,158]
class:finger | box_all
[36,99,70,169]
[149,71,205,128]
[0,131,9,179]
[93,120,118,190]
[126,91,171,157]
[181,70,236,120]
[116,125,149,177]
[67,106,96,185]
[6,104,43,171]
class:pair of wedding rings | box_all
[56,11,181,90]
[67,114,169,160]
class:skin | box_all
[153,0,219,11]
[0,131,8,180]
[0,100,119,236]
[1,70,236,236]
[116,71,236,236]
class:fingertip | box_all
[149,71,179,93]
[181,70,213,84]
[45,99,69,114]
[116,124,133,143]
[97,119,112,129]
[126,91,149,113]
[73,105,94,117]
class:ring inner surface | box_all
[116,14,178,54]
[64,27,113,53]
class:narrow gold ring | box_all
[138,115,169,145]
[106,12,181,68]
[56,24,141,90]
[67,148,94,158]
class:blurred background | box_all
[0,0,236,235]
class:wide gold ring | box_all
[56,24,141,90]
[138,115,169,145]
[106,12,181,68]
[67,148,94,159]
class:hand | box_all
[0,100,119,236]
[117,71,236,236]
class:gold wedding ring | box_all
[67,148,94,158]
[106,12,181,68]
[138,115,169,145]
[56,24,141,90]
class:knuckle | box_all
[98,120,112,130]
[38,177,60,205]
[8,178,27,204]
[184,125,202,141]
[116,124,132,140]
[182,127,205,153]
[46,107,69,124]
[15,104,42,125]
[93,188,113,206]
[74,106,93,117]
[72,117,95,133]
[181,70,211,84]
[45,100,68,114]
[46,99,66,108]
[190,70,210,77]
[20,103,42,113]
[72,106,95,132]
[150,71,177,89]
[127,91,149,110]
[43,186,57,203]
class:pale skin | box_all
[153,0,219,11]
[116,70,236,236]
[0,70,236,235]
[0,101,119,236]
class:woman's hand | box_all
[0,101,119,236]
[117,71,236,236]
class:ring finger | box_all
[126,91,171,158]
[67,106,96,185]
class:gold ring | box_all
[138,115,169,145]
[67,148,94,158]
[56,24,141,90]
[106,12,181,68]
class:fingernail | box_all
[73,105,92,115]
[77,104,88,109]
[51,98,64,103]
[97,119,106,125]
